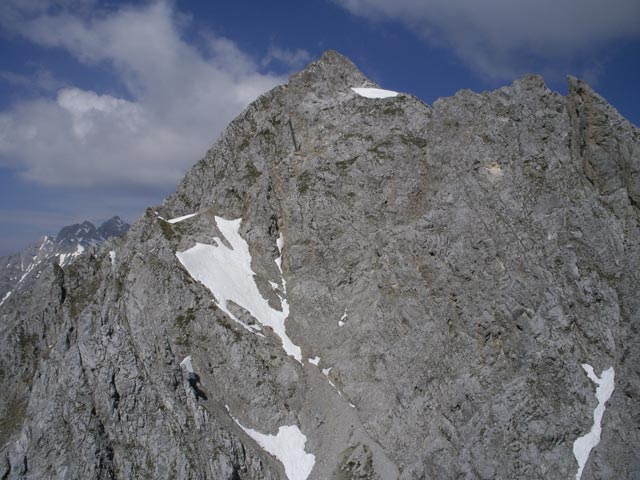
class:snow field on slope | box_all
[227,407,315,480]
[573,364,615,480]
[0,291,11,307]
[351,87,398,99]
[18,261,36,283]
[167,212,198,224]
[58,245,85,267]
[176,217,302,362]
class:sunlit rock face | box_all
[0,51,638,480]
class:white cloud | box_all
[56,88,143,140]
[334,0,640,80]
[262,46,312,69]
[0,1,286,187]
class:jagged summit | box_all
[98,216,129,238]
[56,220,100,246]
[0,216,130,305]
[288,49,376,92]
[1,52,638,479]
[55,216,129,247]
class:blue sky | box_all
[0,0,639,255]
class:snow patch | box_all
[167,212,198,224]
[339,308,348,327]
[573,364,615,480]
[327,378,341,395]
[180,355,194,373]
[176,217,302,362]
[0,291,11,307]
[109,250,116,266]
[59,245,85,267]
[351,87,399,99]
[486,163,503,176]
[18,262,35,283]
[321,366,342,395]
[308,356,320,366]
[277,233,284,254]
[275,233,285,273]
[228,409,315,480]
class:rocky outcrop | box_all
[0,51,638,479]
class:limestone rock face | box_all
[1,51,638,479]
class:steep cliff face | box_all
[0,51,638,479]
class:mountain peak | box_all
[55,220,98,245]
[99,216,129,238]
[1,51,639,480]
[288,49,375,95]
[511,73,548,92]
[316,49,358,71]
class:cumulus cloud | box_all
[335,0,640,80]
[0,1,286,187]
[56,88,143,140]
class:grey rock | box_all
[0,51,638,479]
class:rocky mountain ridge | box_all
[0,216,129,307]
[0,51,638,479]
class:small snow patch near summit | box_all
[352,87,398,99]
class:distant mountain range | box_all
[0,216,129,306]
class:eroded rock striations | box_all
[0,51,638,479]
